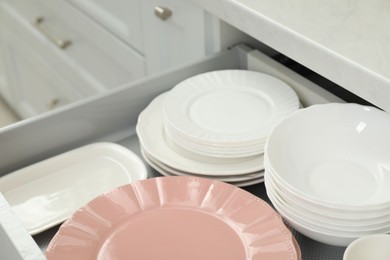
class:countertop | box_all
[191,0,390,112]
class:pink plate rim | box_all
[46,176,299,260]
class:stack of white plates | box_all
[264,103,390,247]
[137,70,299,187]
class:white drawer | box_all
[4,0,146,92]
[0,5,86,117]
[1,40,84,118]
[65,0,144,53]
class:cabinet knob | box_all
[154,6,172,21]
[46,98,60,109]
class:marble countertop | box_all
[191,0,390,112]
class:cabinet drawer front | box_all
[5,0,146,92]
[141,0,208,74]
[0,21,84,118]
[65,0,144,53]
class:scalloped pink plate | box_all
[46,176,299,260]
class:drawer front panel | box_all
[5,0,146,91]
[65,0,144,53]
[0,18,84,118]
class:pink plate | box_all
[46,176,298,260]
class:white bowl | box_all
[266,185,360,246]
[265,172,390,231]
[264,155,390,220]
[265,163,390,221]
[265,103,390,209]
[344,234,390,260]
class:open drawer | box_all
[0,44,347,260]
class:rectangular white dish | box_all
[0,142,147,235]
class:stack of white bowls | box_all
[137,69,299,187]
[264,103,390,247]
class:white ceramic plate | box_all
[164,123,266,158]
[136,93,265,176]
[142,148,264,182]
[0,142,147,235]
[163,70,299,145]
[141,149,264,187]
[46,176,298,260]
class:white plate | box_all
[163,70,299,145]
[0,142,147,235]
[141,151,264,188]
[165,123,266,158]
[136,93,265,176]
[141,148,264,182]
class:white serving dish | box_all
[0,142,147,235]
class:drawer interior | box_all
[0,44,347,259]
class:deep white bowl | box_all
[265,103,390,209]
[265,160,390,220]
[266,184,360,246]
[343,234,390,260]
[265,172,390,231]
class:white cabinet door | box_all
[0,6,85,118]
[0,29,84,118]
[7,0,146,92]
[65,0,144,53]
[141,0,210,74]
[0,45,10,103]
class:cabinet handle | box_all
[46,98,60,109]
[33,17,72,49]
[154,6,172,21]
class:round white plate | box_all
[165,123,266,158]
[142,151,264,187]
[141,148,264,182]
[163,70,299,145]
[136,93,265,176]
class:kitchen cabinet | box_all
[0,45,9,103]
[0,0,145,119]
[140,0,263,74]
[141,0,210,74]
[0,0,148,119]
[0,22,84,118]
[65,0,144,53]
[0,0,258,120]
